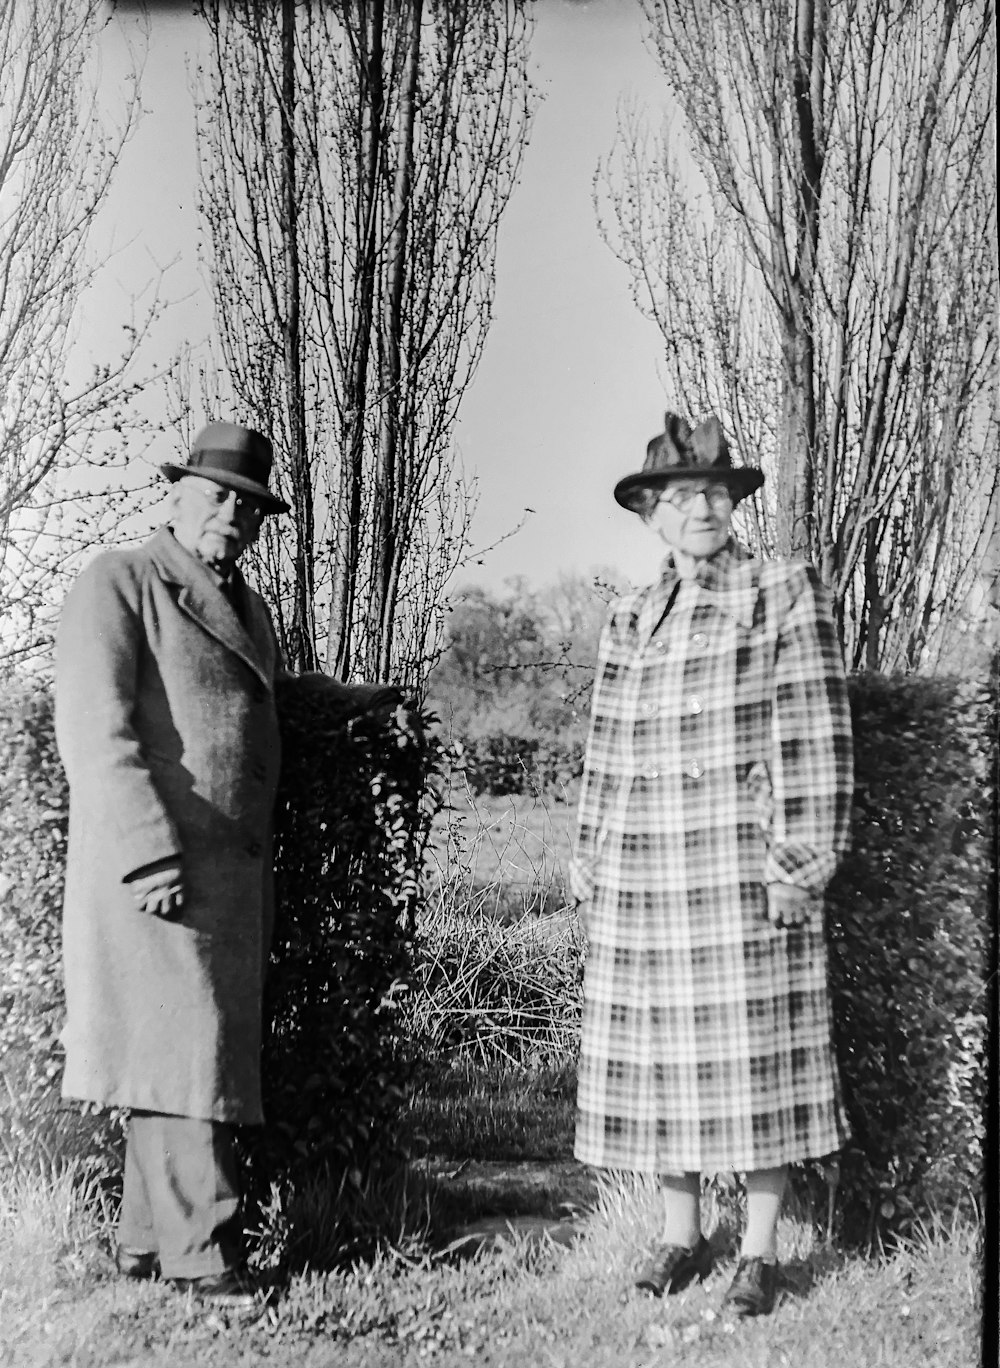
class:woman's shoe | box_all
[722,1255,779,1316]
[634,1235,713,1296]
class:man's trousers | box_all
[116,1111,242,1279]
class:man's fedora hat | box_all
[161,422,290,514]
[614,412,765,512]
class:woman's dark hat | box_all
[161,422,290,514]
[614,412,765,512]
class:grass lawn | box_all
[0,1153,983,1368]
[429,784,577,915]
[1,787,985,1365]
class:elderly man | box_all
[55,422,377,1306]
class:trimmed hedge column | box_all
[246,679,440,1190]
[823,673,993,1242]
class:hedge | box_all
[821,672,993,1242]
[0,677,441,1199]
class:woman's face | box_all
[646,480,734,561]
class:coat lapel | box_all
[147,528,273,689]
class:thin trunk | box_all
[853,0,957,537]
[328,0,385,678]
[374,0,422,680]
[777,0,824,560]
[280,0,317,671]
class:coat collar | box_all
[613,541,760,644]
[662,541,760,628]
[146,527,273,688]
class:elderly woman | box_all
[569,413,853,1317]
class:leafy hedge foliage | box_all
[0,684,70,1161]
[0,678,442,1201]
[246,679,440,1196]
[820,672,993,1243]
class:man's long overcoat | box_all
[570,544,854,1173]
[55,527,282,1125]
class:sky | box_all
[88,0,676,593]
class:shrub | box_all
[0,688,60,1146]
[820,672,993,1244]
[245,679,441,1204]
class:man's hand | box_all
[766,882,818,929]
[126,860,185,919]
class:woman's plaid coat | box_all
[569,544,853,1173]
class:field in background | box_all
[428,782,578,919]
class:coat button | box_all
[692,632,708,648]
[688,695,703,714]
[641,763,660,779]
[245,839,262,857]
[685,759,704,779]
[640,701,658,716]
[651,639,668,655]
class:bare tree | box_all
[0,0,154,671]
[193,0,533,688]
[597,0,997,670]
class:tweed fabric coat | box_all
[569,543,853,1173]
[55,527,282,1125]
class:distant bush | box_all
[452,733,582,796]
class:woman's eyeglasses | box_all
[660,483,733,511]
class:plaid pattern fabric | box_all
[571,544,853,1173]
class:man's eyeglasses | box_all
[659,483,733,511]
[193,483,265,521]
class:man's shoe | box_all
[722,1255,779,1317]
[634,1235,713,1296]
[170,1267,258,1310]
[115,1247,160,1279]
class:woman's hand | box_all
[573,898,591,937]
[126,860,185,919]
[766,883,818,928]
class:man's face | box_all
[170,476,264,573]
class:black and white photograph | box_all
[0,1,996,1364]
